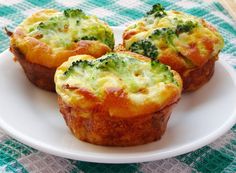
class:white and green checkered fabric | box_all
[0,0,236,172]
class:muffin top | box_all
[123,4,224,72]
[55,52,182,118]
[10,9,114,68]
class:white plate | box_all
[0,27,236,163]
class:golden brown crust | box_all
[58,96,178,146]
[181,56,216,92]
[11,46,56,91]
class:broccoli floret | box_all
[149,28,175,39]
[95,53,126,70]
[129,40,158,60]
[64,54,126,76]
[146,3,167,18]
[150,28,162,37]
[150,61,178,85]
[77,34,114,49]
[151,60,160,67]
[37,22,47,29]
[37,21,57,30]
[151,61,168,72]
[64,9,86,18]
[37,16,68,32]
[158,63,169,71]
[96,58,118,70]
[97,53,118,62]
[149,28,176,45]
[64,60,93,76]
[176,21,197,35]
[76,20,80,25]
[74,33,114,49]
[80,36,98,41]
[104,31,115,49]
[79,30,114,49]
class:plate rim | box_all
[0,27,236,163]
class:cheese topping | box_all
[55,52,181,107]
[124,4,224,68]
[15,9,114,53]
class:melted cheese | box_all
[16,9,114,53]
[124,10,224,67]
[55,53,181,106]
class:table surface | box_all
[0,0,236,172]
[220,0,236,22]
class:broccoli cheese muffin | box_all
[122,4,224,92]
[7,9,114,91]
[55,52,182,146]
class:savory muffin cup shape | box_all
[122,4,224,92]
[8,9,114,91]
[55,51,182,146]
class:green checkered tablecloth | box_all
[0,0,236,172]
